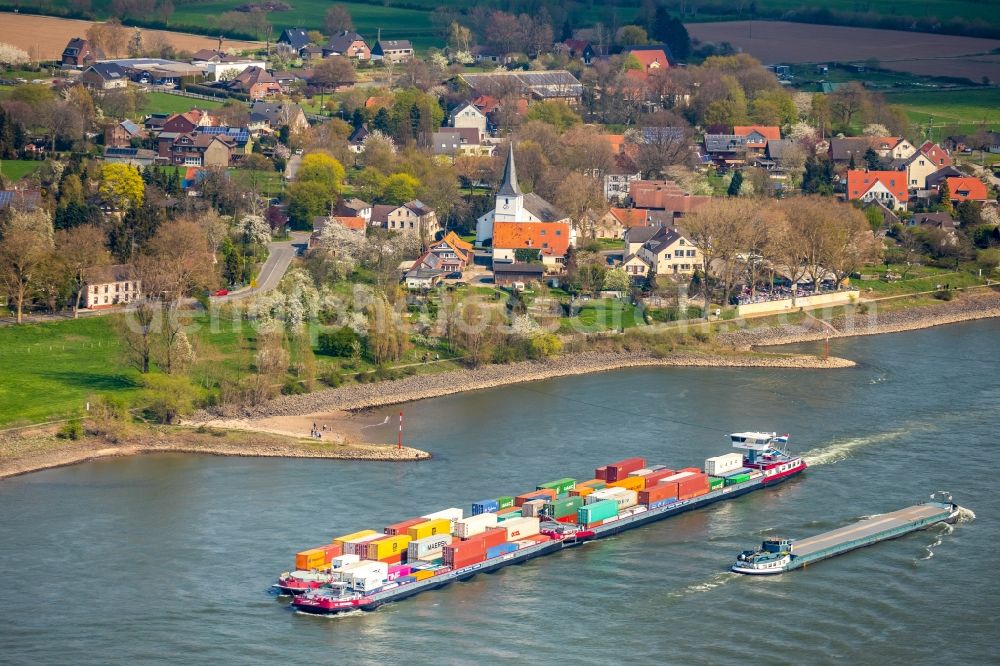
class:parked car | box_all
[446,271,463,279]
[213,289,229,296]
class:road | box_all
[284,154,302,180]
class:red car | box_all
[213,289,229,296]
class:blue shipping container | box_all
[486,543,518,559]
[472,499,500,515]
[649,498,678,509]
[396,575,417,584]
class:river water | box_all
[1,321,997,665]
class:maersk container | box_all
[577,498,618,524]
[724,473,751,485]
[407,534,452,559]
[454,513,498,539]
[705,453,743,476]
[486,542,518,559]
[536,478,577,494]
[471,499,500,516]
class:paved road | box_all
[284,154,302,180]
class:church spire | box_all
[497,142,522,197]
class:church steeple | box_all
[497,142,522,197]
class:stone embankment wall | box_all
[735,290,860,317]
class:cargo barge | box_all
[279,432,805,614]
[732,498,962,575]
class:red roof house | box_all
[847,169,909,209]
[944,177,988,202]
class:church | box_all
[476,144,575,266]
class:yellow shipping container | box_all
[407,518,452,540]
[412,569,435,581]
[333,529,377,547]
[295,549,326,570]
[368,535,412,560]
[607,476,645,492]
[569,486,595,498]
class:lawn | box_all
[142,91,227,116]
[0,159,44,182]
[559,298,642,333]
[883,88,1000,141]
[852,265,987,296]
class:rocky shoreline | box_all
[217,350,855,419]
[720,290,1000,348]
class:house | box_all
[248,100,309,134]
[405,260,446,290]
[299,46,324,61]
[562,39,594,64]
[105,119,147,148]
[944,177,989,202]
[371,39,414,64]
[61,37,102,68]
[103,146,158,167]
[335,198,372,223]
[425,231,473,272]
[370,204,395,229]
[917,141,952,168]
[430,128,492,157]
[629,180,685,209]
[603,155,642,204]
[894,150,942,190]
[169,132,234,167]
[622,47,670,82]
[83,264,141,309]
[764,138,798,165]
[323,31,371,60]
[924,166,963,191]
[143,113,171,133]
[458,71,584,105]
[830,137,874,164]
[476,144,572,247]
[228,66,282,99]
[0,189,42,212]
[190,48,223,63]
[621,252,654,279]
[448,102,488,139]
[846,169,909,210]
[704,134,749,166]
[909,212,957,231]
[195,126,252,157]
[348,124,370,153]
[492,220,572,266]
[733,126,781,154]
[493,262,545,287]
[595,207,650,239]
[309,215,366,249]
[79,62,128,90]
[380,200,442,239]
[203,59,267,82]
[162,110,214,135]
[635,226,701,276]
[278,28,312,52]
[871,136,916,160]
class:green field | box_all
[0,159,43,182]
[142,91,226,116]
[883,88,1000,141]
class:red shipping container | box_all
[462,527,507,551]
[676,473,709,500]
[384,517,426,536]
[448,553,485,569]
[642,469,676,488]
[376,552,404,565]
[679,467,702,474]
[595,466,608,480]
[515,489,557,507]
[605,457,646,483]
[639,484,678,505]
[555,515,577,524]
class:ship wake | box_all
[667,571,740,599]
[801,425,927,466]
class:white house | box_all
[203,60,267,82]
[449,102,488,139]
[84,264,141,309]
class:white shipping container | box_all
[421,507,464,529]
[454,513,498,538]
[416,549,443,561]
[347,561,388,583]
[586,487,631,504]
[330,554,360,570]
[352,575,386,592]
[658,471,694,485]
[705,453,743,476]
[331,561,370,582]
[501,516,540,541]
[596,489,638,510]
[343,533,382,556]
[407,534,453,559]
[627,468,653,477]
[521,500,546,517]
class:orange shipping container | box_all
[638,484,677,505]
[497,506,520,516]
[295,543,342,570]
[569,486,595,498]
[607,476,645,492]
[680,467,702,474]
[676,473,710,500]
[515,488,557,507]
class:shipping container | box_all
[331,561,370,582]
[333,529,377,548]
[464,527,508,551]
[501,516,541,541]
[720,467,752,478]
[416,549,443,561]
[569,486,595,498]
[383,518,426,536]
[407,518,453,540]
[544,496,584,518]
[343,533,383,556]
[639,469,676,488]
[725,473,751,485]
[395,575,417,585]
[365,534,412,561]
[658,471,695,484]
[679,467,702,474]
[454,513,498,538]
[330,553,360,570]
[486,542,519,559]
[604,457,646,482]
[536,478,577,494]
[420,508,464,528]
[607,476,645,492]
[407,534,453,560]
[496,496,515,510]
[520,499,547,517]
[588,487,638,510]
[412,569,435,581]
[386,565,412,581]
[577,498,619,524]
[638,484,678,506]
[648,498,677,509]
[294,543,342,570]
[708,476,724,490]
[515,489,557,507]
[471,499,500,516]
[497,506,520,516]
[595,466,608,480]
[496,510,523,522]
[627,468,653,477]
[704,452,743,476]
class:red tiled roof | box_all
[628,48,669,74]
[944,177,988,202]
[472,95,500,114]
[492,221,571,256]
[846,170,909,203]
[920,142,952,168]
[608,208,649,228]
[657,195,712,214]
[442,231,473,253]
[629,179,686,209]
[733,125,781,146]
[333,215,366,232]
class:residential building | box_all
[323,31,370,60]
[622,47,670,83]
[458,71,583,105]
[733,125,781,154]
[829,137,873,164]
[924,166,963,191]
[309,215,366,249]
[492,221,573,266]
[405,256,446,290]
[372,39,414,64]
[895,150,942,190]
[80,62,128,90]
[348,124,370,153]
[248,100,309,134]
[704,134,749,166]
[0,189,42,212]
[228,66,282,99]
[448,102,488,139]
[277,28,312,52]
[430,128,492,157]
[629,179,685,208]
[846,169,909,210]
[169,132,234,167]
[603,155,642,204]
[633,226,701,276]
[83,265,141,309]
[425,231,473,272]
[299,46,324,61]
[105,119,147,148]
[382,200,441,239]
[909,212,957,231]
[476,144,571,246]
[103,146,158,167]
[370,204,395,229]
[944,177,989,202]
[195,126,252,157]
[561,39,594,64]
[335,198,372,223]
[621,252,654,279]
[871,136,916,160]
[203,59,267,82]
[917,141,952,168]
[61,37,102,68]
[493,262,545,286]
[594,207,650,239]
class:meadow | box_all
[0,160,44,182]
[883,88,1000,138]
[141,91,226,116]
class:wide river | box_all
[1,321,998,665]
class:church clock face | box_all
[502,199,509,209]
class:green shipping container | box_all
[496,496,515,510]
[577,499,619,524]
[537,478,577,494]
[724,474,751,486]
[545,496,584,518]
[497,510,523,522]
[708,477,724,490]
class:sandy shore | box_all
[0,426,429,480]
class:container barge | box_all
[731,498,962,575]
[278,432,805,614]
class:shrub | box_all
[317,326,361,357]
[139,374,199,424]
[281,378,307,395]
[58,418,83,440]
[529,333,563,359]
[320,369,343,387]
[932,290,953,301]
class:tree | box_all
[366,290,408,364]
[237,213,271,246]
[311,56,356,91]
[324,5,354,35]
[99,163,144,211]
[682,198,745,316]
[727,170,744,197]
[618,25,648,46]
[56,225,111,317]
[127,29,143,57]
[938,180,953,211]
[802,156,834,195]
[382,173,420,204]
[286,180,333,228]
[650,7,690,60]
[525,101,581,131]
[863,147,882,170]
[318,326,360,357]
[830,82,869,129]
[553,172,606,236]
[297,151,346,189]
[0,211,53,323]
[0,42,30,67]
[602,267,631,292]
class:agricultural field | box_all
[686,21,1000,82]
[882,88,1000,136]
[0,160,44,182]
[683,0,1000,29]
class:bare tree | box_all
[0,210,53,323]
[324,5,354,36]
[56,225,111,317]
[682,198,745,316]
